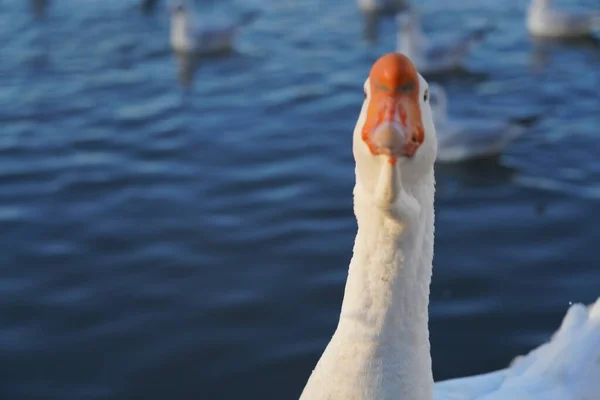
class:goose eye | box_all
[423,89,429,102]
[363,90,367,100]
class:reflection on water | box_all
[30,0,49,20]
[362,12,380,43]
[530,35,600,70]
[140,0,160,15]
[173,50,238,89]
[436,157,519,189]
[174,51,203,89]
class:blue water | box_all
[0,0,599,399]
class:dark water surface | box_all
[1,0,599,399]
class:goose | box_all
[169,0,258,55]
[428,83,529,162]
[527,0,600,39]
[299,52,600,400]
[396,11,491,75]
[357,0,410,16]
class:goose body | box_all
[169,0,257,55]
[299,53,600,400]
[429,84,527,162]
[396,12,491,75]
[527,0,600,38]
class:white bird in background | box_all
[396,11,492,75]
[299,52,600,400]
[357,0,410,16]
[429,83,530,162]
[169,0,258,55]
[527,0,600,38]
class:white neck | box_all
[300,167,435,400]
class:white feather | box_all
[527,0,600,38]
[435,299,600,400]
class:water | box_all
[0,0,599,398]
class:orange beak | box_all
[362,53,425,163]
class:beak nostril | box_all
[410,133,422,145]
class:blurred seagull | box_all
[357,0,410,16]
[527,0,600,38]
[396,11,492,75]
[429,83,533,162]
[169,0,258,55]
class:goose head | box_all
[353,53,437,205]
